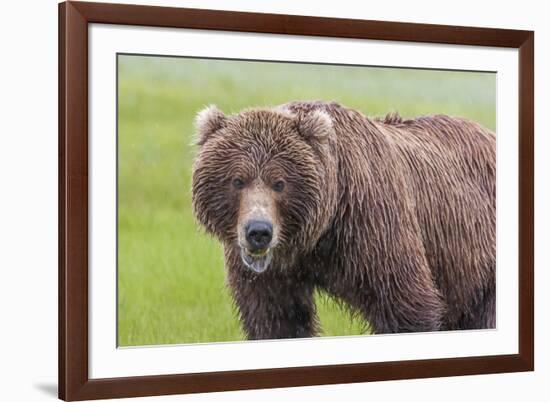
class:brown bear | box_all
[192,101,495,339]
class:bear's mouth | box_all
[240,247,273,273]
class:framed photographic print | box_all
[58,1,534,400]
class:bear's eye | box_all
[232,177,245,190]
[272,180,285,193]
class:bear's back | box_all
[379,113,496,320]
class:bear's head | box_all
[192,105,338,273]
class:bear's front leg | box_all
[366,275,445,334]
[226,253,318,340]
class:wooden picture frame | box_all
[59,1,534,400]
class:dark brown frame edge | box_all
[59,1,534,400]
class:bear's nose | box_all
[245,220,273,251]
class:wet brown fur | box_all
[192,101,496,339]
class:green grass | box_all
[117,55,496,346]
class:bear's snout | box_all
[245,220,273,251]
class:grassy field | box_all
[117,55,496,346]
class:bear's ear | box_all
[194,105,226,146]
[295,109,333,144]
